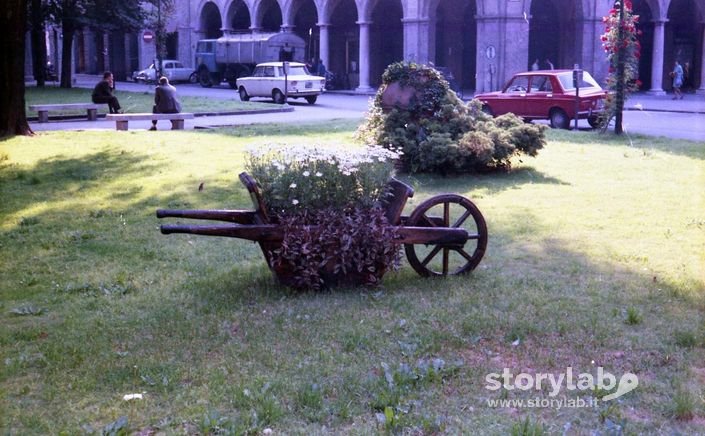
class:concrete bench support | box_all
[105,113,195,131]
[29,103,101,123]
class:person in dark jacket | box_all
[150,76,182,131]
[92,71,122,113]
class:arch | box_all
[328,0,359,88]
[290,0,319,63]
[528,0,582,70]
[254,0,284,31]
[200,1,224,39]
[665,0,702,90]
[632,0,654,90]
[369,0,404,86]
[433,0,476,90]
[226,0,252,31]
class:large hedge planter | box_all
[356,62,547,174]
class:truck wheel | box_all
[305,95,317,104]
[239,87,250,102]
[549,108,569,129]
[228,79,238,89]
[272,89,286,104]
[199,69,212,88]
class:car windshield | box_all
[557,71,601,91]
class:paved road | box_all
[30,75,705,141]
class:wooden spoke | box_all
[452,209,472,228]
[404,194,488,277]
[421,245,443,266]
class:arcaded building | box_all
[41,0,704,94]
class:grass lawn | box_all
[1,122,703,434]
[24,86,273,118]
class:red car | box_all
[473,70,607,129]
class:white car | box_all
[236,62,325,104]
[132,60,196,84]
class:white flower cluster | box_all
[247,143,401,176]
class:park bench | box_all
[29,103,101,123]
[105,113,195,131]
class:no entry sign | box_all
[143,31,154,43]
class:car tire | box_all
[272,89,286,104]
[238,87,250,102]
[189,72,198,84]
[305,95,317,105]
[588,115,601,129]
[550,109,570,129]
[481,105,493,117]
[199,69,212,88]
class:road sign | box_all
[143,31,154,43]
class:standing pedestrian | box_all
[671,60,684,100]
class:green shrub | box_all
[356,62,547,173]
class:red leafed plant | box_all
[599,0,642,131]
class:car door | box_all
[163,61,174,81]
[494,76,530,116]
[172,61,189,82]
[524,75,554,118]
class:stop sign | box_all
[143,31,154,43]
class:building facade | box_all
[35,0,705,94]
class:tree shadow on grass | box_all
[0,150,160,218]
[399,166,570,197]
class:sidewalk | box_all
[622,91,705,114]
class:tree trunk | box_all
[0,0,33,137]
[31,0,47,87]
[614,1,625,135]
[60,19,74,88]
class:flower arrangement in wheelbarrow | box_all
[157,143,488,291]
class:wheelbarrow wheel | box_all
[404,194,487,277]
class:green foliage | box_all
[624,306,642,325]
[356,62,547,173]
[510,416,546,436]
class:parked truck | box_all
[194,32,307,88]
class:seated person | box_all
[92,71,122,114]
[150,76,182,131]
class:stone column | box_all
[356,21,373,92]
[698,22,705,94]
[401,18,430,64]
[318,23,330,68]
[178,26,194,68]
[648,20,667,95]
